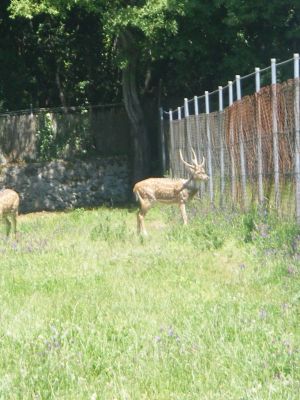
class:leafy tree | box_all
[0,0,120,110]
[9,0,185,181]
[158,0,300,105]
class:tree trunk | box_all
[119,30,150,183]
[55,64,68,111]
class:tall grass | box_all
[0,204,299,399]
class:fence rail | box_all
[161,53,300,220]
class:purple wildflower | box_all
[259,309,267,319]
[287,266,296,275]
[168,327,175,337]
[154,336,161,343]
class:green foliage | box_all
[253,215,300,256]
[239,208,300,273]
[167,215,225,250]
[0,207,299,398]
[5,0,300,112]
[90,214,129,242]
[242,209,257,243]
[36,111,95,160]
[0,1,120,111]
[36,113,56,160]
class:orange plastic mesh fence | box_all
[166,79,300,217]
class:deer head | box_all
[179,148,208,182]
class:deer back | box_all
[134,177,190,203]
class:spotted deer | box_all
[0,189,20,238]
[133,149,209,235]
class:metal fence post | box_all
[194,95,205,197]
[205,91,214,206]
[236,75,247,209]
[184,98,192,156]
[169,109,174,176]
[177,106,184,177]
[184,98,189,117]
[271,58,280,209]
[194,95,199,115]
[159,107,166,174]
[193,95,201,158]
[178,106,182,120]
[294,53,300,223]
[218,86,225,208]
[229,81,236,206]
[255,67,264,208]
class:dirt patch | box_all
[18,211,64,221]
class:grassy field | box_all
[0,203,299,399]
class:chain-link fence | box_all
[0,104,131,162]
[162,54,300,221]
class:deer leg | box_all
[11,213,17,239]
[137,200,151,236]
[3,216,11,237]
[179,202,188,225]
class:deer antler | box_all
[200,156,205,167]
[191,148,198,165]
[179,149,194,169]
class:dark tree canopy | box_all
[6,0,300,109]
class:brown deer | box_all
[0,189,20,239]
[133,149,209,235]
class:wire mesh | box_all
[165,78,299,218]
[0,104,131,162]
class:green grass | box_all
[0,204,299,399]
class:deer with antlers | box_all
[133,149,209,235]
[0,189,20,239]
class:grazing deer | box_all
[133,149,209,235]
[0,189,20,239]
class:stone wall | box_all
[0,157,131,213]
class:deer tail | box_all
[133,187,147,209]
[134,189,142,203]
